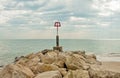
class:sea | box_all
[0,39,120,65]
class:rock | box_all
[40,51,66,67]
[26,56,40,67]
[72,50,86,57]
[89,69,120,78]
[40,51,58,64]
[58,68,67,77]
[53,53,66,68]
[14,56,24,62]
[89,64,120,78]
[30,63,59,74]
[64,69,89,78]
[54,60,65,68]
[65,53,86,70]
[63,70,73,78]
[83,65,90,70]
[85,54,101,65]
[15,54,40,68]
[0,64,34,78]
[1,49,120,78]
[15,56,30,66]
[25,53,36,59]
[41,49,53,55]
[46,51,59,58]
[35,71,62,78]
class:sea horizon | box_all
[1,39,120,40]
[0,39,120,65]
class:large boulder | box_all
[64,69,90,78]
[40,51,66,68]
[58,68,67,77]
[85,54,101,65]
[35,70,62,78]
[15,55,40,68]
[0,64,34,78]
[65,53,87,70]
[89,64,120,78]
[30,63,59,74]
[89,69,120,78]
[53,53,66,68]
[40,51,58,64]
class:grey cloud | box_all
[4,0,49,10]
[0,0,120,39]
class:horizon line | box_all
[0,39,120,40]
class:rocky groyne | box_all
[0,49,120,78]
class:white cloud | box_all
[0,10,31,24]
[92,0,120,16]
[18,29,55,39]
[0,0,8,9]
[0,0,120,39]
[70,16,87,21]
[96,22,110,27]
[98,11,113,17]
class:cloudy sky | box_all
[0,0,120,39]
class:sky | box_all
[0,0,120,39]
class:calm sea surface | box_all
[0,39,120,65]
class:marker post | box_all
[53,22,63,52]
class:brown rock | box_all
[64,69,90,78]
[25,53,35,59]
[0,64,34,78]
[26,56,40,67]
[53,53,66,68]
[35,70,62,78]
[2,49,120,78]
[72,50,86,57]
[15,55,40,68]
[41,49,53,55]
[15,57,29,66]
[58,68,67,77]
[31,63,59,74]
[89,64,120,78]
[86,54,101,65]
[65,53,86,70]
[89,69,120,78]
[40,51,58,64]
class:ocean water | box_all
[0,39,120,65]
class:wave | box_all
[97,52,120,62]
[107,53,120,57]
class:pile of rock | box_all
[0,49,120,78]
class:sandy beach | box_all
[101,61,120,73]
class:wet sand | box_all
[101,61,120,73]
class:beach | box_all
[101,61,120,73]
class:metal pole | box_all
[56,27,59,46]
[56,35,59,46]
[57,26,58,35]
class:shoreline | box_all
[97,55,120,62]
[0,49,120,78]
